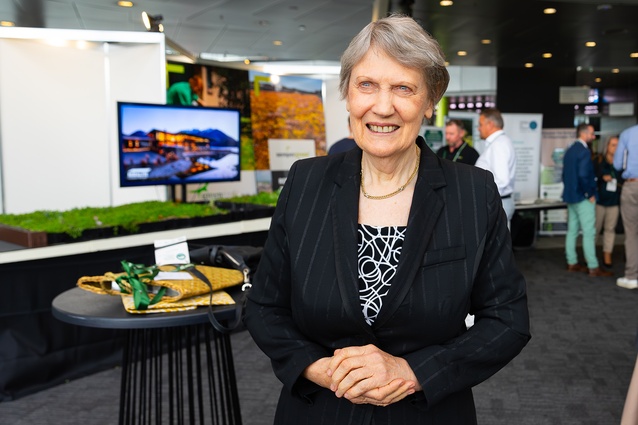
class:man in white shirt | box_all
[475,108,516,227]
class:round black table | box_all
[52,287,244,425]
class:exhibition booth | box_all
[0,26,636,404]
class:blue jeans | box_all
[565,199,598,269]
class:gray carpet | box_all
[0,241,636,425]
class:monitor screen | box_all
[117,102,241,187]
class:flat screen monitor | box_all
[117,102,241,187]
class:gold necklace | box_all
[360,147,420,200]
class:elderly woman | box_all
[244,14,530,424]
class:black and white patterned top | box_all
[358,224,406,325]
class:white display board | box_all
[502,113,543,202]
[539,128,573,235]
[0,28,166,214]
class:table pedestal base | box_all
[119,324,242,425]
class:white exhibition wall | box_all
[0,29,500,215]
[0,28,166,214]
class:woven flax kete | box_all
[77,264,244,314]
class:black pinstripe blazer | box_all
[244,137,530,425]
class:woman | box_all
[244,14,530,424]
[594,135,622,268]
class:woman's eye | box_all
[394,85,414,95]
[357,82,376,92]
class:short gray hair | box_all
[339,14,449,111]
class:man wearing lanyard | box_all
[614,123,638,289]
[475,108,516,227]
[436,119,479,165]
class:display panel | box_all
[117,102,241,187]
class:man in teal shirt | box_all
[167,75,204,106]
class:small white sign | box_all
[267,139,316,171]
[154,236,190,265]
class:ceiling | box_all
[2,0,638,88]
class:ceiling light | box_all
[630,52,638,58]
[273,40,283,46]
[481,39,491,45]
[524,63,534,68]
[0,21,15,27]
[440,0,454,6]
[142,11,163,32]
[457,51,467,56]
[585,41,596,47]
[544,8,557,14]
[612,68,620,73]
[542,53,552,58]
[244,59,251,65]
[298,25,306,31]
[117,1,133,7]
[595,77,602,82]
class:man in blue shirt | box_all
[562,123,612,277]
[614,124,638,289]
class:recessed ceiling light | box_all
[542,53,552,58]
[244,59,251,65]
[524,63,534,68]
[595,77,602,82]
[612,68,620,73]
[630,52,638,58]
[585,41,596,47]
[0,21,15,27]
[117,1,133,7]
[273,40,283,46]
[457,50,467,56]
[544,8,557,14]
[440,1,454,6]
[481,39,491,45]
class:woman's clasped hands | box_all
[309,344,421,407]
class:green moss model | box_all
[0,201,227,238]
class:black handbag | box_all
[189,245,262,333]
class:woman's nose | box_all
[371,89,395,117]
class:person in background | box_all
[244,14,530,425]
[328,117,357,154]
[475,108,516,226]
[593,135,622,268]
[166,75,204,106]
[621,330,638,424]
[562,123,613,277]
[614,123,638,289]
[436,119,479,165]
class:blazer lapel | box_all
[373,139,447,329]
[331,148,376,335]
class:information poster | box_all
[539,128,573,234]
[502,113,543,202]
[264,139,316,191]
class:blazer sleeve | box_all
[244,161,330,401]
[577,149,597,199]
[404,171,531,408]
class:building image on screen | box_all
[117,102,241,187]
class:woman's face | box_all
[608,137,618,155]
[346,48,433,159]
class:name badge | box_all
[606,178,617,193]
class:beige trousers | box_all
[595,204,619,254]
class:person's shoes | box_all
[616,277,638,289]
[567,264,588,272]
[588,267,614,277]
